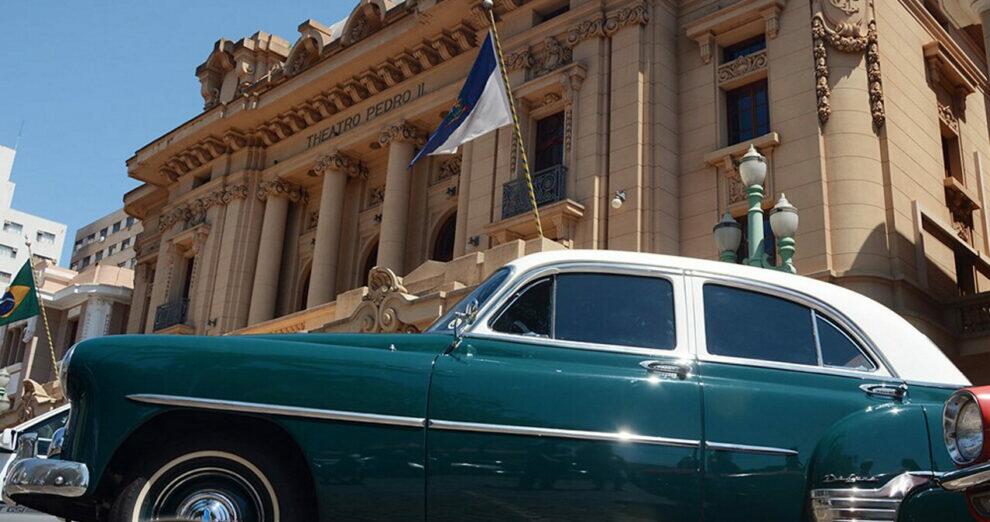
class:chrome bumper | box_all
[938,461,990,492]
[2,433,89,503]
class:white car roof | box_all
[505,250,970,388]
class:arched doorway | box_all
[361,240,379,285]
[431,212,456,262]
[297,265,311,312]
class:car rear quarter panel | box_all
[63,333,451,517]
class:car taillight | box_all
[945,386,990,467]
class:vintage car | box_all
[3,250,989,521]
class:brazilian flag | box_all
[0,261,39,326]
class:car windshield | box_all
[428,267,512,332]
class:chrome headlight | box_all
[58,343,77,395]
[945,390,986,466]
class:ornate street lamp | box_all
[712,145,799,273]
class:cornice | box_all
[900,0,988,89]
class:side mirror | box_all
[0,429,15,453]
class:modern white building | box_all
[0,145,66,283]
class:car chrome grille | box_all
[810,472,932,522]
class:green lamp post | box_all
[712,144,799,274]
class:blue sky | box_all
[0,1,352,265]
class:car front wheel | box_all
[109,435,310,522]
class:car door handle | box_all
[860,383,907,401]
[639,360,691,380]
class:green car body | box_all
[3,251,983,520]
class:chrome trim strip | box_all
[428,419,700,448]
[127,394,426,428]
[810,472,932,522]
[705,441,799,457]
[938,461,990,491]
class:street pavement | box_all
[0,502,57,521]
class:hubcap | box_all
[149,466,267,522]
[176,491,241,521]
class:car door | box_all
[426,264,702,521]
[688,275,911,521]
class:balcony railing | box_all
[501,165,567,220]
[958,292,990,335]
[154,299,189,331]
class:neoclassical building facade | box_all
[124,0,990,380]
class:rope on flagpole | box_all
[24,238,59,379]
[483,0,544,239]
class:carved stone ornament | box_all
[717,49,768,84]
[378,120,426,146]
[531,37,573,78]
[313,150,369,179]
[366,185,386,209]
[436,155,462,184]
[939,103,959,134]
[257,178,303,202]
[350,267,420,333]
[158,184,249,232]
[564,1,650,48]
[812,0,885,128]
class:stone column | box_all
[377,121,425,275]
[247,179,300,324]
[126,262,149,334]
[308,151,367,307]
[80,298,113,340]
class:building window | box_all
[723,35,766,62]
[71,262,79,270]
[942,133,964,182]
[85,233,96,244]
[534,112,565,172]
[2,221,22,235]
[99,227,108,240]
[36,231,55,245]
[95,251,103,262]
[81,257,91,268]
[112,222,121,234]
[0,272,11,284]
[538,3,569,23]
[122,238,131,249]
[0,245,16,259]
[726,79,770,145]
[126,216,136,228]
[73,239,83,248]
[108,245,116,256]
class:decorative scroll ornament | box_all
[531,37,573,78]
[366,185,386,209]
[257,178,303,202]
[313,151,368,179]
[564,1,650,48]
[938,103,959,134]
[812,0,885,128]
[378,120,426,146]
[350,267,420,333]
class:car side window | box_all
[555,273,675,350]
[703,284,818,365]
[817,314,876,371]
[491,278,552,337]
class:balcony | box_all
[154,299,189,332]
[501,165,567,220]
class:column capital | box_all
[257,178,303,202]
[314,150,369,179]
[378,120,426,147]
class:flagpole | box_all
[23,238,59,380]
[482,0,544,239]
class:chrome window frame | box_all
[466,262,693,359]
[687,270,897,380]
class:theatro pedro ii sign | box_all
[306,83,426,149]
